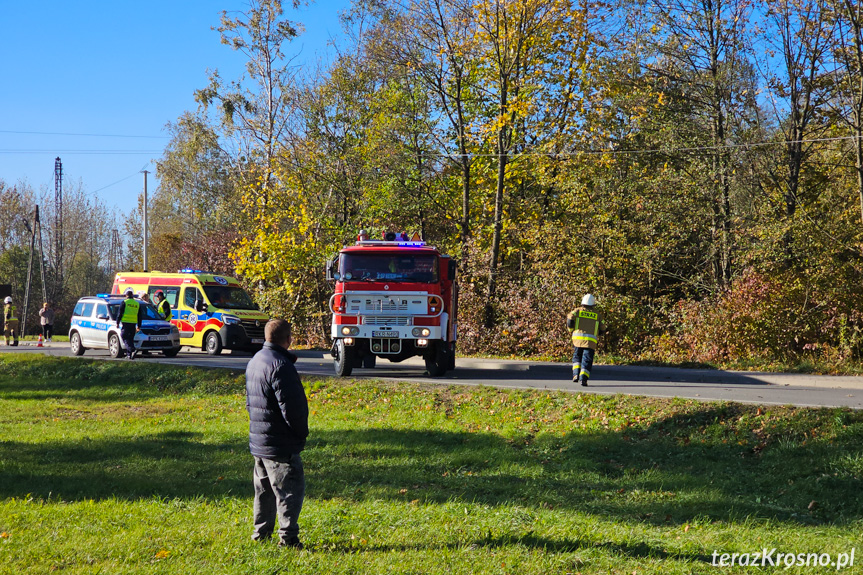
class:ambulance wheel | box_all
[334,339,354,377]
[205,332,223,355]
[425,342,449,377]
[108,334,121,359]
[362,354,376,368]
[70,332,85,356]
[162,347,180,358]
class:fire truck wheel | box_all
[205,331,223,355]
[334,339,354,377]
[362,354,377,369]
[448,342,456,371]
[425,342,449,377]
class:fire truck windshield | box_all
[340,253,439,283]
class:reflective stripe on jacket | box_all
[120,299,140,323]
[567,306,604,350]
[4,304,17,322]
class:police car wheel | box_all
[108,334,122,359]
[70,332,85,356]
[205,332,223,355]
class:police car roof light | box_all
[96,293,112,298]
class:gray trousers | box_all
[252,454,305,543]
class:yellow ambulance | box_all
[112,269,268,354]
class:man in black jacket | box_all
[245,319,309,548]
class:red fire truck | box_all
[327,232,458,377]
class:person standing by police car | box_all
[116,288,143,359]
[154,290,172,322]
[566,294,606,386]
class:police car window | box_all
[141,304,162,320]
[73,302,86,317]
[95,303,108,318]
[184,288,201,308]
[79,303,95,318]
[109,304,121,319]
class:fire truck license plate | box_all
[372,331,398,338]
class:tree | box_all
[154,112,240,235]
[195,0,302,214]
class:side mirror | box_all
[195,300,208,313]
[448,259,457,280]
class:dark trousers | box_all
[42,324,53,340]
[253,454,305,543]
[572,346,595,383]
[120,323,137,358]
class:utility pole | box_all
[141,168,149,271]
[54,157,63,299]
[22,206,48,338]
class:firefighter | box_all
[4,296,19,346]
[566,294,605,386]
[116,287,143,359]
[154,290,172,322]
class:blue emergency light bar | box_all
[179,268,204,274]
[96,293,112,298]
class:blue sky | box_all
[0,1,349,215]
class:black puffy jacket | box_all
[245,342,309,459]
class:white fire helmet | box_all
[581,294,596,306]
[3,296,11,304]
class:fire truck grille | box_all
[241,320,265,339]
[362,316,412,326]
[364,299,409,312]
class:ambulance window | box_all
[184,287,202,308]
[149,286,179,308]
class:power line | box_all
[0,129,167,139]
[91,172,142,194]
[0,149,161,155]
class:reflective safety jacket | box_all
[566,305,605,349]
[4,304,17,322]
[118,298,141,325]
[157,299,171,321]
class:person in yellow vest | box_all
[116,287,143,359]
[154,290,172,322]
[566,294,606,386]
[4,296,19,346]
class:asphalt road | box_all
[4,341,863,409]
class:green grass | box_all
[1,353,862,574]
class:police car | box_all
[69,294,181,358]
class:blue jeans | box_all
[253,454,305,543]
[572,347,595,384]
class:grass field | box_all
[1,353,861,574]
